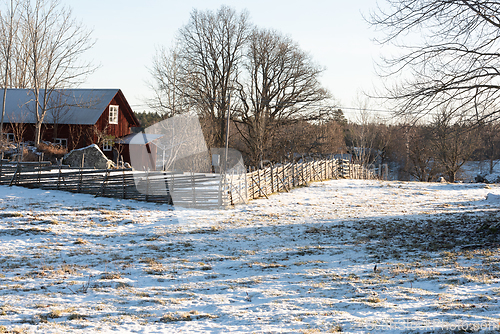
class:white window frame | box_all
[6,133,15,142]
[102,140,113,152]
[109,105,119,124]
[54,138,68,148]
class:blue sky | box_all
[69,0,385,117]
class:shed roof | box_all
[0,88,125,125]
[116,133,165,145]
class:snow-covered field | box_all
[1,179,500,333]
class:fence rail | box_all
[245,159,386,200]
[0,157,387,207]
[0,159,232,208]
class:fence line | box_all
[0,159,233,208]
[245,159,386,200]
[0,157,387,207]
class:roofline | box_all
[115,89,141,127]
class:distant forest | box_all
[134,109,500,183]
[134,111,164,130]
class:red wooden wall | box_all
[3,90,141,163]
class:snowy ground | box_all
[1,179,500,333]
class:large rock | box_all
[63,144,115,169]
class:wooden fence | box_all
[245,159,386,200]
[0,157,387,207]
[0,159,232,208]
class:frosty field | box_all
[0,179,500,333]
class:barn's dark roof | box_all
[0,88,122,125]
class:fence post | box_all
[305,162,308,183]
[170,172,175,201]
[122,166,126,199]
[261,168,266,197]
[300,160,306,185]
[251,171,256,199]
[246,171,250,200]
[270,165,274,193]
[307,162,312,182]
[57,158,62,190]
[263,167,267,194]
[0,152,3,183]
[96,169,110,197]
[244,168,248,203]
[218,173,222,207]
[145,169,150,202]
[263,168,268,197]
[37,153,43,185]
[256,168,261,197]
[9,163,20,186]
[191,172,196,206]
[282,164,286,190]
[78,153,85,193]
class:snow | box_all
[485,174,500,184]
[0,179,500,333]
[486,193,500,203]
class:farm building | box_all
[0,88,143,164]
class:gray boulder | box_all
[63,144,115,169]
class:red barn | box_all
[0,88,141,163]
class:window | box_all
[102,140,113,152]
[109,105,118,124]
[6,133,15,142]
[54,138,67,148]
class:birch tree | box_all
[148,46,187,118]
[21,0,95,146]
[0,0,20,141]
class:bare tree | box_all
[477,120,500,174]
[405,125,441,182]
[7,110,25,146]
[150,6,334,164]
[8,22,30,89]
[68,123,83,150]
[430,107,478,182]
[148,46,188,118]
[46,89,70,143]
[143,114,209,172]
[90,124,110,149]
[173,5,250,148]
[0,0,20,140]
[369,1,500,123]
[233,28,330,166]
[345,99,387,167]
[21,0,95,146]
